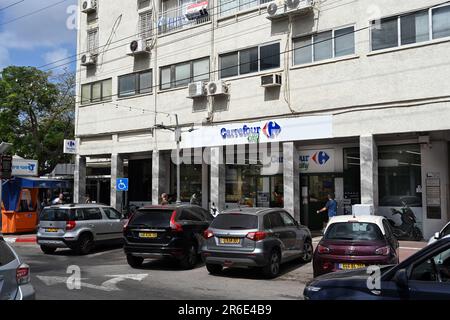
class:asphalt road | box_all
[11,243,313,300]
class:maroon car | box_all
[313,216,399,277]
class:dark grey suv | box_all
[201,208,313,278]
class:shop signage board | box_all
[63,139,77,154]
[182,116,333,149]
[11,158,38,177]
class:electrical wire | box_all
[0,0,25,12]
[0,0,70,26]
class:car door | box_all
[383,219,399,260]
[266,212,292,259]
[177,208,205,248]
[279,211,303,256]
[0,240,19,300]
[82,207,108,241]
[102,207,125,241]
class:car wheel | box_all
[262,249,281,279]
[300,239,313,263]
[127,254,144,268]
[40,245,57,255]
[76,234,94,255]
[179,243,198,270]
[206,263,223,275]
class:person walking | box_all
[316,193,338,230]
[160,193,169,205]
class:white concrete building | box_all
[75,0,450,238]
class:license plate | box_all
[45,228,59,233]
[219,238,240,244]
[139,232,157,239]
[337,263,366,270]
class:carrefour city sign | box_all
[220,121,282,143]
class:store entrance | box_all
[300,174,336,231]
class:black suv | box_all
[123,205,213,269]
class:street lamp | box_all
[0,142,13,233]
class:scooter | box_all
[387,202,423,241]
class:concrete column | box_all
[74,155,86,204]
[152,151,169,205]
[110,153,124,211]
[360,135,378,209]
[210,147,225,211]
[283,142,300,222]
[202,161,209,209]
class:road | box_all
[9,238,426,300]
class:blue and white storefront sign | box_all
[12,158,39,177]
[182,116,333,148]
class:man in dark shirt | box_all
[317,194,337,220]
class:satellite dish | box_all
[267,2,279,16]
[286,0,300,9]
[130,40,139,52]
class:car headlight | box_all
[305,286,322,292]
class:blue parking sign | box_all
[116,178,129,191]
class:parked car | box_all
[201,208,313,279]
[313,215,399,277]
[428,221,450,245]
[37,204,126,255]
[123,205,213,269]
[0,235,35,300]
[304,236,450,300]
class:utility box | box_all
[352,204,374,216]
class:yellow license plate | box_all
[219,238,240,244]
[139,232,157,239]
[46,228,59,233]
[338,263,366,270]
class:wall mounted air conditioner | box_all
[185,1,209,20]
[207,81,228,96]
[81,0,97,14]
[266,0,286,19]
[267,0,313,20]
[187,82,207,98]
[80,53,97,66]
[126,39,150,56]
[286,0,314,13]
[261,74,282,88]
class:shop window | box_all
[170,163,203,203]
[343,148,361,213]
[128,159,152,202]
[378,144,422,207]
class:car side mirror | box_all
[434,232,441,240]
[393,269,408,289]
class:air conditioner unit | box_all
[126,39,149,56]
[207,81,228,96]
[285,0,314,14]
[80,53,97,66]
[185,1,209,20]
[261,74,282,88]
[187,82,206,98]
[81,0,97,14]
[266,0,286,19]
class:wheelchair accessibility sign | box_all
[116,178,129,192]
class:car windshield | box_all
[130,209,173,227]
[40,209,76,221]
[324,222,384,241]
[210,214,258,230]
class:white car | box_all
[428,221,450,245]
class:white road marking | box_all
[399,247,423,250]
[36,273,148,292]
[87,249,123,258]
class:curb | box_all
[4,236,37,244]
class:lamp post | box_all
[0,142,13,233]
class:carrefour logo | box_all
[311,151,330,165]
[220,121,282,142]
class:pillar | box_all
[210,146,225,211]
[283,142,300,222]
[110,153,124,211]
[152,150,169,205]
[202,160,209,209]
[74,154,86,204]
[360,135,378,209]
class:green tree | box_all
[0,66,75,175]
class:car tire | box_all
[75,234,94,255]
[206,263,223,275]
[262,249,281,279]
[300,239,313,263]
[40,245,57,255]
[127,254,144,268]
[179,243,198,270]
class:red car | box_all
[313,215,400,277]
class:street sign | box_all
[63,139,77,154]
[116,178,129,192]
[0,155,13,179]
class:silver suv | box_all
[201,208,313,278]
[37,204,126,255]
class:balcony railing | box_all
[157,3,211,35]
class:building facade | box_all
[75,0,450,238]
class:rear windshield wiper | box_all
[227,226,249,230]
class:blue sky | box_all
[0,0,78,73]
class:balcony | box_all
[157,1,211,35]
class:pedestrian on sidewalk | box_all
[316,193,337,230]
[160,193,169,205]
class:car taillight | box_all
[66,220,76,231]
[203,229,214,239]
[246,232,267,241]
[123,214,133,232]
[322,262,333,270]
[16,264,30,285]
[375,246,390,256]
[317,244,331,254]
[170,211,183,232]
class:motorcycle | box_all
[387,202,423,241]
